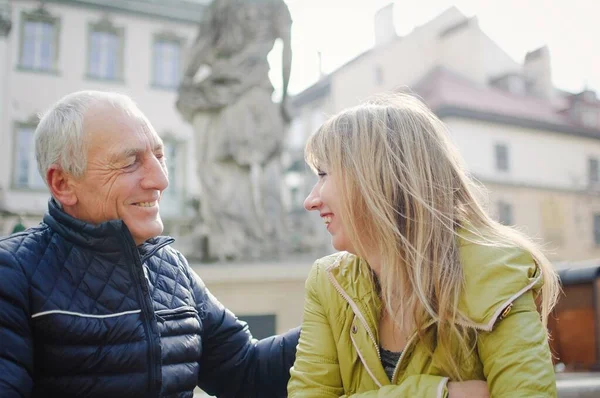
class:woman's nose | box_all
[304,187,321,211]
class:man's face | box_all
[67,105,168,245]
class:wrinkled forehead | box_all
[85,103,158,139]
[83,104,162,160]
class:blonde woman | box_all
[288,94,559,397]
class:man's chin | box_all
[131,220,164,245]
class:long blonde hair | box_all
[304,93,559,380]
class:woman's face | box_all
[304,168,356,254]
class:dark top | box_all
[381,347,402,381]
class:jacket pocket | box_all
[156,306,199,322]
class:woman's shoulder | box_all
[457,227,540,284]
[307,252,354,284]
[456,227,542,330]
[307,252,376,302]
[309,251,367,279]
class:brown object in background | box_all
[549,266,600,371]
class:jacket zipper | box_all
[140,238,174,263]
[125,234,160,397]
[390,320,435,383]
[327,264,381,359]
[326,255,384,387]
[350,332,383,388]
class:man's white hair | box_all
[35,90,147,183]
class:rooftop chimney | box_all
[523,45,553,101]
[374,3,396,47]
[317,51,324,79]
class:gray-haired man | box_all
[0,90,299,397]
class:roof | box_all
[47,0,206,23]
[413,66,600,139]
[291,76,331,108]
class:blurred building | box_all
[287,5,600,262]
[0,0,208,235]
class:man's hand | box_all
[448,380,489,398]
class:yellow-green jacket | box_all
[288,234,557,397]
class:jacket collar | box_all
[43,199,173,260]
[326,253,382,335]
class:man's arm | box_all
[0,240,34,397]
[178,252,299,397]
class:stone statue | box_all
[176,0,292,261]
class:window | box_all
[310,109,325,132]
[494,143,509,172]
[594,214,600,246]
[497,201,513,225]
[163,140,179,197]
[237,314,276,339]
[13,125,45,189]
[589,157,599,185]
[19,9,59,72]
[159,137,188,219]
[152,37,182,88]
[288,118,305,150]
[581,108,598,128]
[540,198,565,246]
[374,65,384,86]
[290,186,299,208]
[87,19,123,81]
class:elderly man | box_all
[0,91,299,397]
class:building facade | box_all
[288,5,600,262]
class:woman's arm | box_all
[477,290,557,397]
[288,263,344,397]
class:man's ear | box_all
[47,165,77,206]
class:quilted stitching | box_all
[10,206,194,317]
[27,232,137,314]
[147,257,192,311]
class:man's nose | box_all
[304,187,321,211]
[142,156,169,192]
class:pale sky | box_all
[269,0,598,96]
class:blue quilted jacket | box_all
[0,200,300,397]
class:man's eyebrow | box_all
[109,143,164,163]
[109,147,143,163]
